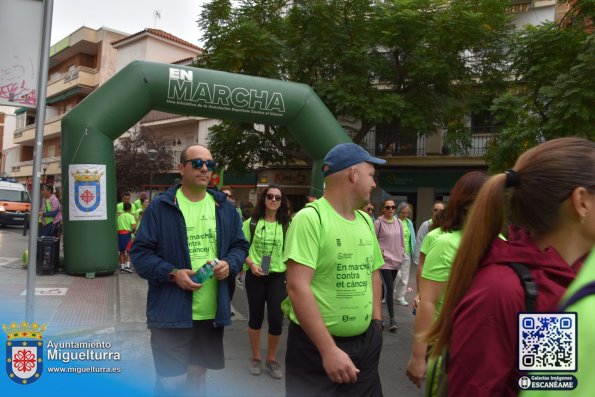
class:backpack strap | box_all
[507,262,538,312]
[249,218,258,245]
[559,281,595,312]
[355,209,374,234]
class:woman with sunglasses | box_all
[425,137,595,396]
[374,198,405,332]
[242,185,291,379]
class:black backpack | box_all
[431,262,538,397]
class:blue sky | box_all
[51,0,206,46]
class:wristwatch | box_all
[372,319,384,332]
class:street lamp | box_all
[147,149,158,201]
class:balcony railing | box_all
[46,66,98,98]
[13,113,65,143]
[357,127,497,157]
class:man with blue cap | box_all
[282,143,386,396]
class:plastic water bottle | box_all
[192,258,219,284]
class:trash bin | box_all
[36,237,60,275]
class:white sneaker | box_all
[396,298,408,306]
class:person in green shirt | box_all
[130,144,249,396]
[117,202,136,273]
[283,143,385,396]
[405,171,488,394]
[132,191,148,212]
[395,202,416,306]
[243,185,291,380]
[523,250,595,397]
[116,192,131,216]
[133,196,149,223]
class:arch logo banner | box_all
[69,164,107,221]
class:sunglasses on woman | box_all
[183,158,218,171]
[385,205,396,210]
[266,193,282,201]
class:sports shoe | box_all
[119,269,126,274]
[124,267,134,273]
[396,298,408,306]
[249,359,261,375]
[265,360,283,379]
[389,318,398,333]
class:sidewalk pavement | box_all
[0,225,423,397]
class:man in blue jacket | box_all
[131,144,249,396]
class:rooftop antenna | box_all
[153,10,161,28]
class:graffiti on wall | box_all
[0,0,43,108]
[0,60,37,106]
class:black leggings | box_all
[381,269,398,320]
[245,271,287,335]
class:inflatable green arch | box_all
[61,60,351,275]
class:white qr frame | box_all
[518,312,577,372]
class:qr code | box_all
[518,313,576,371]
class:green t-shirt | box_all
[176,189,218,320]
[282,198,384,337]
[403,220,412,254]
[420,227,444,255]
[133,208,143,223]
[116,212,136,232]
[242,218,286,273]
[41,198,53,224]
[421,230,463,316]
[132,198,142,212]
[116,202,125,216]
[521,252,595,397]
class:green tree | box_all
[488,2,595,172]
[196,0,513,168]
[114,128,174,196]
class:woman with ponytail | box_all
[425,137,595,396]
[406,171,488,393]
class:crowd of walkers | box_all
[127,137,593,397]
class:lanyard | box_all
[260,219,278,257]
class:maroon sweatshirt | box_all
[447,226,581,397]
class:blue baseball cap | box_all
[322,143,386,177]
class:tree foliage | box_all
[114,128,174,196]
[488,2,595,172]
[195,0,513,169]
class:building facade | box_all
[9,26,203,196]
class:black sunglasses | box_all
[266,193,282,201]
[183,158,218,171]
[385,205,396,210]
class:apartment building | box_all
[9,26,202,193]
[0,106,18,177]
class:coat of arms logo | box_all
[72,169,103,212]
[4,321,46,385]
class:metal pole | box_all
[149,166,153,201]
[26,0,54,323]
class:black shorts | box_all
[150,320,225,377]
[285,321,383,397]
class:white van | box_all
[0,177,31,226]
